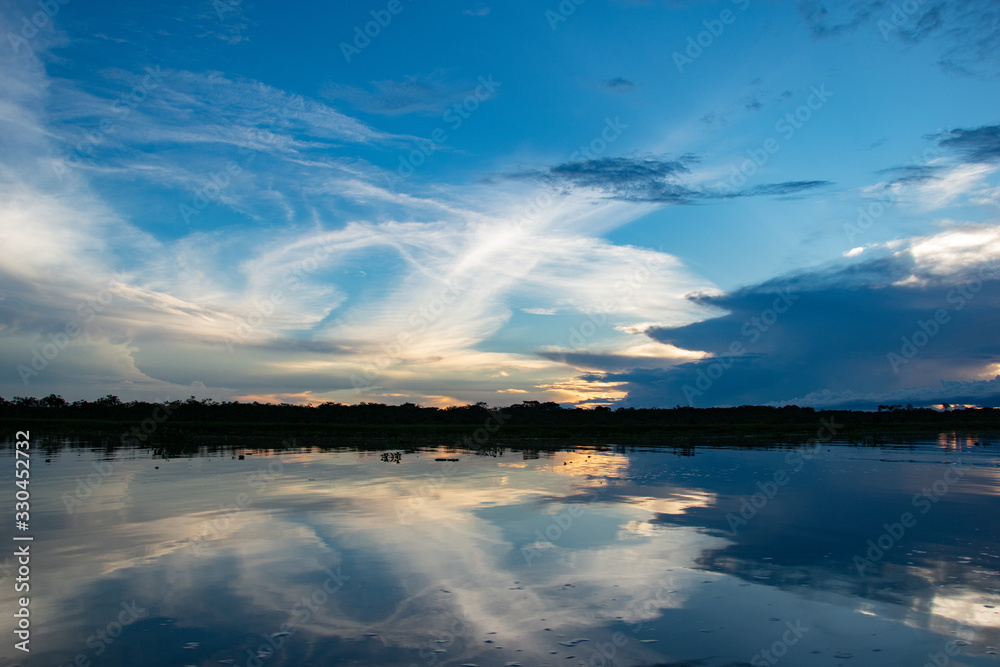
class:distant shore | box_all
[2,396,996,450]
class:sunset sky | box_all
[1,0,998,408]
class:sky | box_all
[0,0,998,409]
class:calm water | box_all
[2,436,999,667]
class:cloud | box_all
[4,1,988,413]
[762,376,1000,410]
[508,156,831,204]
[971,185,1000,206]
[572,226,1000,409]
[0,40,558,401]
[5,43,702,405]
[322,77,445,116]
[912,163,997,209]
[878,163,945,186]
[872,124,1000,211]
[796,0,880,39]
[604,77,636,93]
[737,181,833,197]
[699,84,792,127]
[540,344,707,374]
[321,74,489,116]
[534,378,629,405]
[0,51,721,408]
[797,0,1000,77]
[463,5,491,16]
[935,124,1000,164]
[38,68,411,224]
[534,156,698,203]
[57,69,394,151]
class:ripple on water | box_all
[558,638,589,647]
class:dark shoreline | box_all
[3,395,997,451]
[3,416,996,455]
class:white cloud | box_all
[915,163,997,209]
[907,224,1000,277]
[0,25,719,404]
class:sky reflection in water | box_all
[2,438,999,667]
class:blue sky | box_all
[1,0,998,408]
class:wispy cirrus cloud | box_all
[50,69,401,157]
[872,124,1000,210]
[797,0,1000,77]
[877,163,945,186]
[507,156,831,204]
[321,73,495,116]
[0,42,719,406]
[797,0,885,39]
[737,181,832,197]
[879,124,1000,189]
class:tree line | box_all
[0,394,995,429]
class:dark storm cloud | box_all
[576,251,1000,409]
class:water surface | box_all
[2,436,999,666]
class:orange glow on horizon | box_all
[536,378,628,405]
[233,391,325,406]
